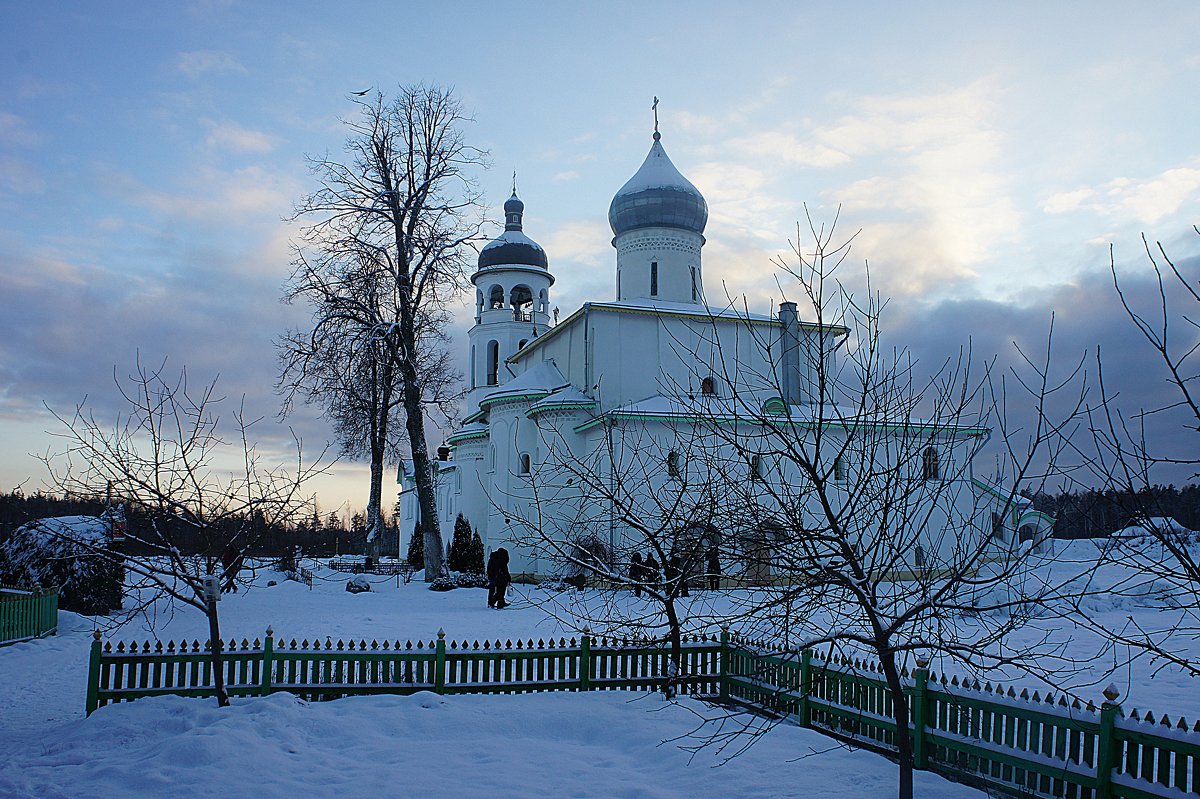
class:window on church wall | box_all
[690,266,697,302]
[486,340,499,386]
[914,543,926,569]
[667,450,680,478]
[750,454,763,481]
[616,270,621,300]
[833,456,846,482]
[700,376,716,396]
[470,345,476,388]
[922,446,940,481]
[519,453,531,474]
[518,339,528,350]
[650,262,658,296]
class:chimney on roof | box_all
[779,301,802,406]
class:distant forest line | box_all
[3,485,1198,555]
[0,490,401,557]
[1024,484,1200,538]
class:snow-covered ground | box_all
[0,547,1196,798]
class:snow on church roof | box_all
[478,359,568,408]
[608,134,708,237]
[528,386,596,416]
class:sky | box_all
[1,1,1198,518]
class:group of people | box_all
[629,548,721,597]
[484,545,725,609]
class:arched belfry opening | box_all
[510,284,533,321]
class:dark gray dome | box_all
[478,192,548,270]
[609,134,708,237]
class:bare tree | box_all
[281,85,485,577]
[44,360,324,706]
[684,215,1087,799]
[1065,228,1200,678]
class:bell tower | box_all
[466,190,554,411]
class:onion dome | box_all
[478,191,548,269]
[608,132,708,237]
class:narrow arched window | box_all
[667,451,680,478]
[690,266,698,301]
[750,454,763,481]
[486,340,500,385]
[520,453,531,474]
[650,261,659,296]
[470,345,476,388]
[833,456,846,482]
[700,376,715,396]
[922,447,939,481]
[518,339,528,350]
[914,543,926,568]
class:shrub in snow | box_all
[0,515,123,615]
[345,575,372,593]
[452,571,488,589]
[428,576,457,592]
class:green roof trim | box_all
[574,408,990,437]
[447,429,489,445]
[478,390,551,410]
[526,400,597,418]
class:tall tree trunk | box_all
[398,348,442,580]
[879,649,914,799]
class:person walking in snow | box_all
[486,548,511,609]
[630,552,644,597]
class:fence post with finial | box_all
[434,629,446,694]
[579,627,591,692]
[85,630,102,715]
[912,657,930,770]
[1096,683,1121,799]
[260,626,275,697]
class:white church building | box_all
[399,126,1048,581]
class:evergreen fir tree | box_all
[448,513,472,571]
[406,520,424,568]
[468,530,485,573]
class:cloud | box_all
[104,164,300,231]
[726,131,849,169]
[0,157,45,197]
[176,50,247,79]
[551,170,579,182]
[1044,163,1200,225]
[204,119,280,154]
[0,112,41,147]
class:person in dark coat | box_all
[486,548,511,609]
[666,554,689,597]
[630,552,644,597]
[706,546,721,590]
[643,553,661,592]
[220,546,243,593]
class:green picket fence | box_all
[724,636,1199,799]
[0,585,58,646]
[86,628,722,713]
[84,627,1197,799]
